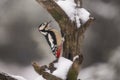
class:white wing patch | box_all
[48,34,54,48]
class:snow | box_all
[76,8,90,24]
[34,76,46,80]
[11,75,27,80]
[34,57,73,80]
[10,74,46,80]
[55,0,90,28]
[52,57,73,79]
[56,0,76,21]
[11,74,46,80]
[73,55,79,61]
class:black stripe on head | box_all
[38,22,48,31]
[45,34,51,49]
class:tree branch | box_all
[32,62,62,80]
[0,72,16,80]
[78,17,95,35]
[67,54,83,80]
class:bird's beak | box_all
[47,20,52,26]
[45,20,52,28]
[48,20,52,24]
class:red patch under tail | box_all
[56,45,62,58]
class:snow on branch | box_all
[32,57,73,80]
[55,0,90,28]
[32,55,83,80]
[36,0,93,29]
[0,72,27,80]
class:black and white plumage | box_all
[38,22,63,58]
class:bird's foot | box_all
[53,58,59,63]
[49,63,56,73]
[48,58,59,73]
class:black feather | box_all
[45,31,57,53]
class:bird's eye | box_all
[40,23,46,27]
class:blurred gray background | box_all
[0,0,120,80]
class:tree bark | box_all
[32,62,62,80]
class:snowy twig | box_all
[36,0,69,21]
[78,17,95,35]
[32,62,63,80]
[67,54,83,80]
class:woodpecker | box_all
[38,21,64,58]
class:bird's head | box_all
[38,21,51,31]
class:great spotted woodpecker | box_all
[38,21,64,58]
